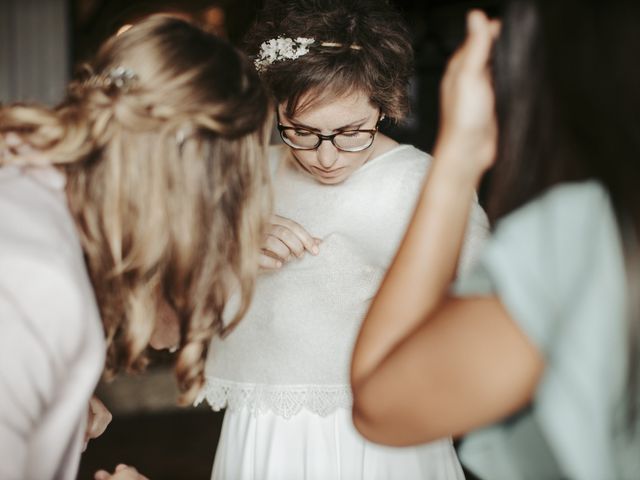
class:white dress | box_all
[199,145,489,480]
[0,165,105,480]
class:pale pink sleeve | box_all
[0,256,84,479]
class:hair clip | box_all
[105,66,138,90]
[176,125,195,150]
[84,66,138,92]
[254,37,315,72]
[320,42,362,50]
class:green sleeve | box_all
[453,181,631,480]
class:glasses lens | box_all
[334,131,375,152]
[280,129,320,149]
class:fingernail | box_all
[276,261,283,268]
[312,246,319,255]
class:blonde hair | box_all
[0,15,272,404]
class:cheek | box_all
[343,151,370,170]
[292,150,317,167]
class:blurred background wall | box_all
[0,0,70,104]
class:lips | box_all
[312,167,344,178]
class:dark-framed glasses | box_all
[277,116,382,152]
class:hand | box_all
[94,464,149,480]
[435,10,501,180]
[259,215,321,269]
[84,396,112,451]
[149,299,180,351]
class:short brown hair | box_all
[246,0,413,121]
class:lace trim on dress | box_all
[195,377,353,419]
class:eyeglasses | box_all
[277,115,382,152]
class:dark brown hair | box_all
[490,0,640,426]
[246,0,413,120]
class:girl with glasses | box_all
[200,1,489,478]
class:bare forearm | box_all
[351,144,481,388]
[351,9,507,444]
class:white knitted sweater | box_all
[200,145,489,418]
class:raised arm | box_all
[350,10,543,446]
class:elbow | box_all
[352,382,442,447]
[350,364,429,446]
[351,383,401,446]
[351,378,380,441]
[352,394,384,443]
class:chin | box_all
[315,175,348,185]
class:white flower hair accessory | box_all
[254,37,315,72]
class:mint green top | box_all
[454,181,640,480]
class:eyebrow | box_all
[286,116,371,132]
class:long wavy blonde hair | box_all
[0,15,272,404]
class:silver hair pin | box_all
[176,129,187,147]
[105,66,138,90]
[84,66,138,91]
[320,42,362,50]
[176,126,194,150]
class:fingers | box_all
[84,396,113,451]
[462,10,497,71]
[435,8,500,175]
[88,397,112,440]
[94,465,149,480]
[264,231,301,259]
[259,252,283,270]
[113,464,145,479]
[261,216,320,267]
[446,10,498,79]
[271,215,319,255]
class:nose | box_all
[316,140,339,169]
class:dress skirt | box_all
[211,407,465,480]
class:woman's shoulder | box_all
[459,180,630,480]
[504,180,609,225]
[373,141,432,166]
[358,143,432,188]
[458,179,623,348]
[541,180,608,209]
[492,181,612,245]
